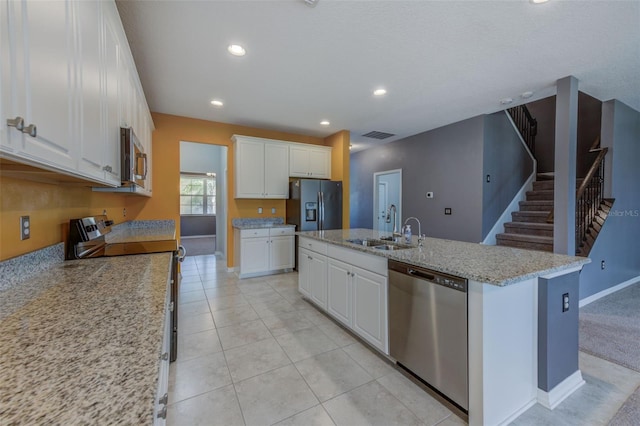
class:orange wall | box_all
[0,175,128,261]
[130,112,329,268]
[325,130,351,229]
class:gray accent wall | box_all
[580,100,640,299]
[538,271,580,391]
[350,116,485,242]
[482,112,533,237]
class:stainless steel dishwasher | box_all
[388,260,468,411]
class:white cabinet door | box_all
[327,258,352,327]
[298,247,312,298]
[309,253,328,309]
[308,147,330,178]
[352,266,387,352]
[264,142,289,198]
[270,236,294,270]
[15,0,76,170]
[235,138,265,198]
[240,236,270,275]
[102,5,121,185]
[289,145,310,177]
[76,0,105,180]
[0,0,13,153]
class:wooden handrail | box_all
[588,136,601,152]
[576,147,608,201]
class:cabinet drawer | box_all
[240,228,270,238]
[299,237,327,255]
[270,227,295,237]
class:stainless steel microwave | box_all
[121,127,147,188]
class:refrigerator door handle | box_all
[319,191,324,231]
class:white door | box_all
[376,182,388,232]
[18,0,76,170]
[373,169,402,234]
[327,258,351,327]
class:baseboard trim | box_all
[180,235,216,239]
[497,398,538,426]
[579,275,640,307]
[537,370,585,410]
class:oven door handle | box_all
[177,245,187,262]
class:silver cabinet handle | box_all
[102,165,113,173]
[22,123,37,137]
[7,116,24,131]
[158,393,168,405]
[157,405,167,419]
[161,352,169,361]
[177,245,186,262]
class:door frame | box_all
[373,169,402,233]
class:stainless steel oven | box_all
[66,215,184,362]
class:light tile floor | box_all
[168,254,640,426]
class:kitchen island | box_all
[0,250,172,425]
[297,228,590,426]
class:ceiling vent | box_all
[362,131,395,140]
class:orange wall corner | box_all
[325,130,351,229]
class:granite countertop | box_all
[0,253,172,424]
[231,217,295,230]
[298,228,590,286]
[106,220,176,244]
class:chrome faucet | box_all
[404,216,425,247]
[386,204,401,239]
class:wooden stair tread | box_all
[496,233,553,243]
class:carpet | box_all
[180,236,216,256]
[609,385,640,426]
[579,282,640,373]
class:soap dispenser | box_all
[403,224,412,244]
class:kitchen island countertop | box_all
[298,228,590,286]
[0,253,172,425]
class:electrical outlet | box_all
[562,293,570,312]
[601,260,605,270]
[445,208,452,215]
[123,208,127,217]
[102,209,107,216]
[426,192,434,199]
[20,216,30,240]
[258,207,263,214]
[486,174,491,183]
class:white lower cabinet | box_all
[235,227,294,278]
[299,238,389,354]
[327,258,351,327]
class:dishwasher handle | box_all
[407,268,435,281]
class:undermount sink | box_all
[345,238,413,251]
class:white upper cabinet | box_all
[289,144,331,179]
[8,0,76,170]
[0,0,152,188]
[233,135,289,199]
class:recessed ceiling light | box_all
[210,99,224,107]
[227,44,246,56]
[373,88,387,96]
[521,91,534,99]
[320,120,330,126]
[530,0,549,4]
[500,98,514,105]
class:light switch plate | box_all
[426,192,434,199]
[258,207,263,214]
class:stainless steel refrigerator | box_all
[287,179,342,231]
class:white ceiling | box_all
[116,0,640,152]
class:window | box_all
[180,173,216,215]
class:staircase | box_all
[496,174,555,252]
[576,199,613,256]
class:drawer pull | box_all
[157,405,167,419]
[22,123,37,137]
[158,393,168,405]
[161,352,169,361]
